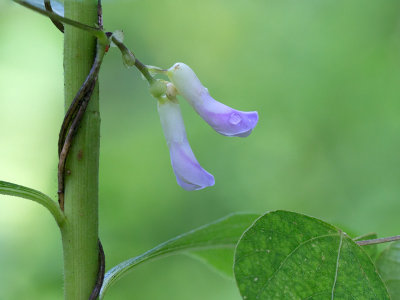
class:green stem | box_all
[60,0,101,299]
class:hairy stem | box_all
[60,0,101,299]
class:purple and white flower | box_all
[167,63,259,137]
[157,96,215,191]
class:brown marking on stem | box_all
[77,149,84,161]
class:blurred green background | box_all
[1,0,400,299]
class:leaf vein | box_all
[331,232,343,299]
[255,233,340,298]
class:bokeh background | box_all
[1,0,400,299]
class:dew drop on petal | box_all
[229,113,241,125]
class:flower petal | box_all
[167,63,259,137]
[157,98,215,191]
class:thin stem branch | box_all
[44,0,64,33]
[14,0,106,41]
[58,43,106,155]
[356,235,400,246]
[135,59,155,83]
[110,35,155,84]
[97,0,103,30]
[89,240,106,300]
[58,79,93,155]
[58,80,95,209]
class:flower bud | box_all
[149,80,167,98]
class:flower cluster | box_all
[154,63,258,191]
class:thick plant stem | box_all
[61,0,100,299]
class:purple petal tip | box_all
[169,141,215,191]
[176,172,215,191]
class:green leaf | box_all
[0,180,64,226]
[100,213,258,299]
[234,210,389,300]
[188,248,235,278]
[376,241,400,299]
[354,232,378,260]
